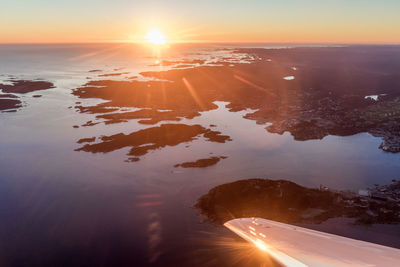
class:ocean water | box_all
[1,43,400,266]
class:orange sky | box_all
[1,0,400,44]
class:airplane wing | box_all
[224,218,400,267]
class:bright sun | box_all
[145,29,166,45]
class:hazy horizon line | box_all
[1,40,400,46]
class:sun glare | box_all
[145,29,166,45]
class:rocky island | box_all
[196,178,400,225]
[0,79,54,111]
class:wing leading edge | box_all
[224,218,400,267]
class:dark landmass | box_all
[174,156,227,168]
[81,120,99,127]
[0,94,18,98]
[72,46,400,152]
[0,80,54,94]
[0,80,54,111]
[237,46,400,152]
[77,137,96,144]
[0,99,22,111]
[98,72,130,77]
[75,124,231,162]
[195,178,400,225]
